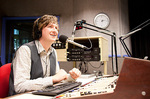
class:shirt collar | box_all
[35,40,53,55]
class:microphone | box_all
[59,35,89,49]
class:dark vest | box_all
[8,41,56,96]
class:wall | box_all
[72,0,130,56]
[0,0,129,74]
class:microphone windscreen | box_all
[59,35,68,43]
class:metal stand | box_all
[119,19,150,57]
[74,20,118,74]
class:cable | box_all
[88,62,102,69]
[84,61,88,73]
[78,61,88,73]
[83,26,93,50]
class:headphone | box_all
[34,17,42,40]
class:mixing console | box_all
[55,75,118,98]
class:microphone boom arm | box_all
[120,28,142,40]
[119,19,150,57]
[78,21,118,74]
[119,28,142,57]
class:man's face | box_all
[41,23,59,43]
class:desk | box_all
[5,74,118,99]
[5,57,150,99]
[5,74,96,99]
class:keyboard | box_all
[32,82,82,96]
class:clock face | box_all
[94,13,110,29]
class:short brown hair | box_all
[32,15,59,40]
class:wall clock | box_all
[94,13,110,29]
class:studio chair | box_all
[0,63,11,98]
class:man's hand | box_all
[69,68,81,79]
[52,69,68,83]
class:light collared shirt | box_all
[13,40,74,93]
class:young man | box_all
[9,15,81,96]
